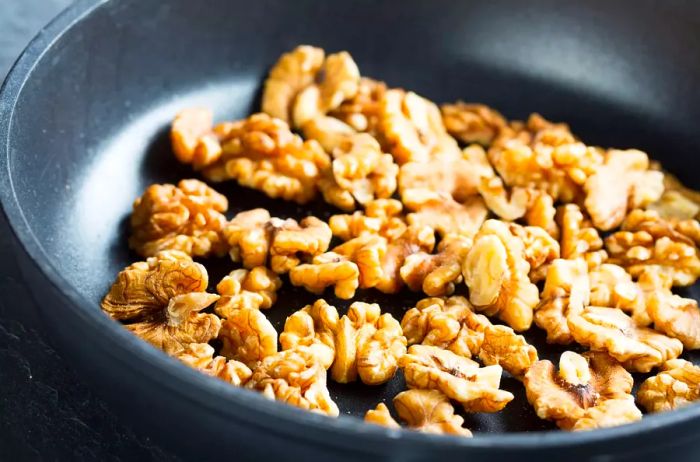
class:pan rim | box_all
[1,0,699,454]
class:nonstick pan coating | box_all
[2,0,700,460]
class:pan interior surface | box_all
[3,0,700,448]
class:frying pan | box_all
[2,0,700,460]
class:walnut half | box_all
[638,359,700,413]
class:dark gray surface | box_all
[0,1,175,460]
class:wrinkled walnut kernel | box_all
[441,102,507,146]
[588,263,649,326]
[301,115,356,153]
[558,204,608,269]
[328,78,387,135]
[638,359,700,413]
[507,223,560,282]
[171,108,219,167]
[403,189,488,238]
[219,307,278,367]
[524,351,640,430]
[280,299,339,369]
[400,234,471,296]
[178,343,252,386]
[214,267,282,318]
[129,179,229,258]
[479,325,538,379]
[289,251,360,299]
[329,198,407,242]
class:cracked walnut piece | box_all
[214,267,282,318]
[638,359,700,413]
[289,251,360,299]
[558,204,608,269]
[328,78,387,135]
[329,198,407,242]
[280,299,339,369]
[400,234,471,296]
[588,263,649,326]
[441,102,507,146]
[129,179,229,258]
[101,250,221,355]
[605,209,700,286]
[331,302,406,385]
[524,351,641,430]
[463,219,540,332]
[400,345,514,412]
[507,223,560,282]
[219,307,278,368]
[247,347,339,416]
[365,390,472,437]
[224,209,332,273]
[178,343,252,387]
[568,306,683,372]
[403,189,488,238]
[479,325,538,379]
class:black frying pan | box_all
[2,0,700,460]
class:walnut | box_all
[332,234,387,289]
[261,45,325,122]
[605,209,700,286]
[214,267,282,318]
[647,190,700,221]
[329,198,406,242]
[318,133,398,211]
[280,299,339,369]
[374,225,436,293]
[478,176,533,221]
[301,115,356,152]
[219,307,278,367]
[479,325,538,379]
[380,89,461,164]
[331,302,406,385]
[507,223,560,282]
[292,51,361,128]
[558,204,608,269]
[191,113,331,204]
[129,179,229,258]
[400,345,514,412]
[535,258,590,344]
[403,189,488,239]
[289,251,360,299]
[400,296,490,359]
[223,209,332,273]
[171,108,220,167]
[441,102,507,146]
[567,306,683,372]
[101,251,221,355]
[178,343,252,386]
[588,263,649,326]
[328,78,387,135]
[523,351,640,430]
[638,359,700,413]
[246,347,339,416]
[584,149,664,230]
[462,220,540,331]
[525,192,559,238]
[400,234,471,296]
[366,390,472,437]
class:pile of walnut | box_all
[102,45,700,436]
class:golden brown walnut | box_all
[280,299,339,369]
[380,89,461,164]
[223,209,332,273]
[400,234,471,296]
[178,343,252,387]
[463,220,540,332]
[479,325,538,379]
[588,263,649,326]
[261,45,325,122]
[329,198,407,242]
[129,179,229,258]
[318,133,398,211]
[488,114,603,202]
[524,351,641,431]
[289,251,360,299]
[331,234,387,289]
[403,189,488,238]
[507,223,560,282]
[328,78,387,135]
[641,266,700,349]
[568,306,683,372]
[374,225,436,293]
[525,192,559,238]
[218,307,278,368]
[605,209,700,286]
[535,258,590,344]
[171,108,218,166]
[441,102,507,146]
[400,345,514,412]
[292,51,361,128]
[647,190,700,221]
[558,204,608,269]
[101,251,221,355]
[246,347,339,416]
[366,390,472,437]
[214,267,282,317]
[331,302,406,385]
[584,149,664,230]
[190,113,331,204]
[301,115,356,153]
[638,359,700,413]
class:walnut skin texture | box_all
[280,299,339,369]
[638,359,700,413]
[479,325,538,379]
[400,234,471,296]
[558,204,607,269]
[214,267,282,318]
[441,102,507,146]
[289,252,360,299]
[101,251,221,355]
[328,78,387,135]
[365,390,472,437]
[329,198,406,242]
[331,302,406,385]
[129,179,229,258]
[178,343,252,387]
[246,347,339,416]
[219,308,278,368]
[524,351,641,430]
[400,345,514,412]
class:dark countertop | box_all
[0,1,175,460]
